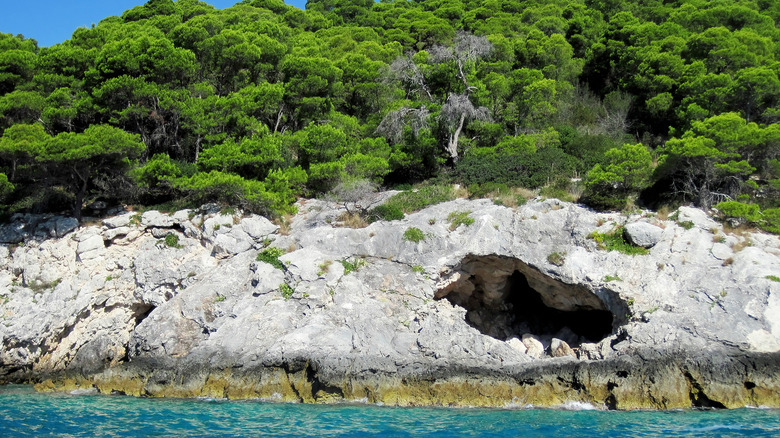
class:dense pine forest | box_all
[0,0,779,230]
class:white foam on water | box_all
[68,388,97,396]
[554,401,598,411]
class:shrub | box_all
[547,251,566,266]
[257,247,285,270]
[368,203,405,222]
[340,257,367,274]
[589,226,649,255]
[164,233,182,249]
[403,227,426,243]
[280,283,294,299]
[715,201,761,223]
[384,184,455,213]
[447,210,474,230]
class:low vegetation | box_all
[589,227,649,256]
[403,227,426,243]
[256,248,285,270]
[447,211,474,231]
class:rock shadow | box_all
[435,255,627,349]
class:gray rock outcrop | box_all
[623,222,664,248]
[1,197,779,409]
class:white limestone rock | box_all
[624,222,664,248]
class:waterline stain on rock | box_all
[435,255,628,348]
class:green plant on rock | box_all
[369,185,456,222]
[589,226,649,255]
[340,257,367,274]
[447,210,474,230]
[367,203,405,222]
[317,260,332,276]
[412,265,425,274]
[766,275,780,282]
[403,227,426,243]
[547,251,566,266]
[164,233,183,249]
[257,247,285,270]
[280,283,294,300]
[604,275,622,282]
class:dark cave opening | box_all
[435,255,625,350]
[505,270,614,343]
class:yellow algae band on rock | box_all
[31,351,780,410]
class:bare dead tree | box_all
[441,93,491,162]
[387,55,433,101]
[379,31,493,162]
[376,106,430,144]
[430,31,493,91]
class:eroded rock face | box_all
[1,196,780,409]
[435,254,624,349]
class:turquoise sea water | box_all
[1,385,779,437]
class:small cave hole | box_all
[436,255,626,350]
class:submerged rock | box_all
[1,197,779,409]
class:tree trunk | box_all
[446,113,467,163]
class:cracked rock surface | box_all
[1,198,779,409]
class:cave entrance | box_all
[435,255,626,349]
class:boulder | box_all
[76,235,105,261]
[506,337,527,355]
[213,231,254,257]
[0,221,27,244]
[240,215,278,240]
[624,222,663,248]
[141,211,175,228]
[522,334,545,359]
[103,213,133,229]
[551,338,576,358]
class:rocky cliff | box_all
[1,195,779,409]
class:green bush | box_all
[457,144,576,189]
[589,226,649,255]
[164,233,182,249]
[448,210,474,230]
[403,227,426,243]
[761,208,780,234]
[280,283,294,299]
[385,184,456,213]
[468,182,509,199]
[715,201,762,223]
[547,251,566,266]
[257,247,285,270]
[580,187,627,211]
[340,257,367,274]
[368,203,405,222]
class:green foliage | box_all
[280,283,294,300]
[340,257,367,275]
[368,203,405,222]
[604,275,622,282]
[382,185,455,214]
[0,172,14,202]
[411,265,425,274]
[447,210,474,230]
[766,275,780,283]
[547,252,566,266]
[163,233,182,249]
[402,227,425,243]
[589,227,649,255]
[715,201,762,223]
[256,247,285,270]
[2,0,780,219]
